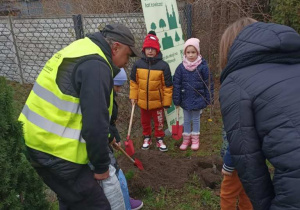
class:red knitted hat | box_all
[142,31,160,54]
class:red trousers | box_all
[141,108,164,137]
[220,171,253,210]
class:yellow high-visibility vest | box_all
[19,37,113,164]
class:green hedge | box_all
[0,77,50,210]
[271,0,300,33]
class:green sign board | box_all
[142,0,184,131]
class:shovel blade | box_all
[172,125,178,135]
[172,134,182,140]
[172,121,183,140]
[124,139,135,156]
[172,121,179,135]
[134,158,144,170]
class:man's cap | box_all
[101,24,141,57]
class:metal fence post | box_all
[72,14,84,40]
[8,16,24,84]
[184,3,192,39]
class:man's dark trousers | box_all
[27,147,111,210]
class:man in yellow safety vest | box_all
[19,24,140,209]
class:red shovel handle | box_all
[113,142,134,163]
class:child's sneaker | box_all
[141,136,151,150]
[156,137,168,152]
[130,197,143,210]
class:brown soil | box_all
[117,149,223,196]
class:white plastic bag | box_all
[99,165,126,210]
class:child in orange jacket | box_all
[220,129,253,210]
[129,31,173,152]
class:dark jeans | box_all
[27,147,111,210]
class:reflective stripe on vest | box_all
[19,37,113,164]
[32,82,82,114]
[22,104,85,143]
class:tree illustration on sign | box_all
[162,32,174,50]
[159,19,167,31]
[166,4,178,30]
[175,31,180,44]
[151,22,157,31]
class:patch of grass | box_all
[165,136,176,151]
[144,186,153,195]
[177,203,197,210]
[113,150,122,158]
[200,188,219,208]
[140,186,167,209]
[184,149,193,158]
[187,184,201,195]
[139,176,220,210]
[191,172,201,185]
[49,201,59,210]
[124,169,135,181]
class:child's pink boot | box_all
[191,132,200,151]
[180,133,191,151]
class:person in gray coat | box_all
[219,17,300,210]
